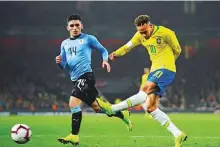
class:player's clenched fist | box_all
[109,52,116,61]
[55,55,62,64]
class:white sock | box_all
[150,108,182,137]
[167,121,182,137]
[112,91,147,112]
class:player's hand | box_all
[55,55,62,64]
[109,52,116,61]
[102,60,111,72]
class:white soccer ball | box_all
[11,124,32,144]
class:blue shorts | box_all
[147,69,176,96]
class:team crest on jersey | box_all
[79,39,84,44]
[156,38,161,44]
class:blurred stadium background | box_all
[1,1,220,114]
[1,2,220,147]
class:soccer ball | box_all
[11,124,32,144]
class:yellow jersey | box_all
[114,25,181,72]
[140,73,149,88]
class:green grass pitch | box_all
[0,113,220,147]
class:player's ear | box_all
[66,25,70,31]
[81,23,84,29]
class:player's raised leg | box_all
[92,98,132,131]
[97,90,148,115]
[58,96,81,146]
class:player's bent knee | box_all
[146,105,158,113]
[69,102,79,108]
[69,96,82,108]
[70,106,81,113]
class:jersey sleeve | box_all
[90,35,109,61]
[114,32,141,57]
[164,29,182,60]
[58,41,67,69]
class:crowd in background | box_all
[0,46,220,112]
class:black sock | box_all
[108,111,124,120]
[71,111,82,135]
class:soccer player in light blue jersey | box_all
[56,14,132,146]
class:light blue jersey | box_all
[58,33,109,81]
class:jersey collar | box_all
[151,25,160,36]
[69,33,83,40]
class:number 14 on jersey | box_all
[68,47,77,56]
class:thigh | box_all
[69,96,82,108]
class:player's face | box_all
[136,23,153,39]
[67,20,83,37]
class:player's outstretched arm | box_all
[109,32,141,61]
[109,45,130,61]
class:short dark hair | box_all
[134,15,150,26]
[67,14,82,23]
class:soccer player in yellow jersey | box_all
[97,15,187,147]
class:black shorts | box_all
[71,72,99,106]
